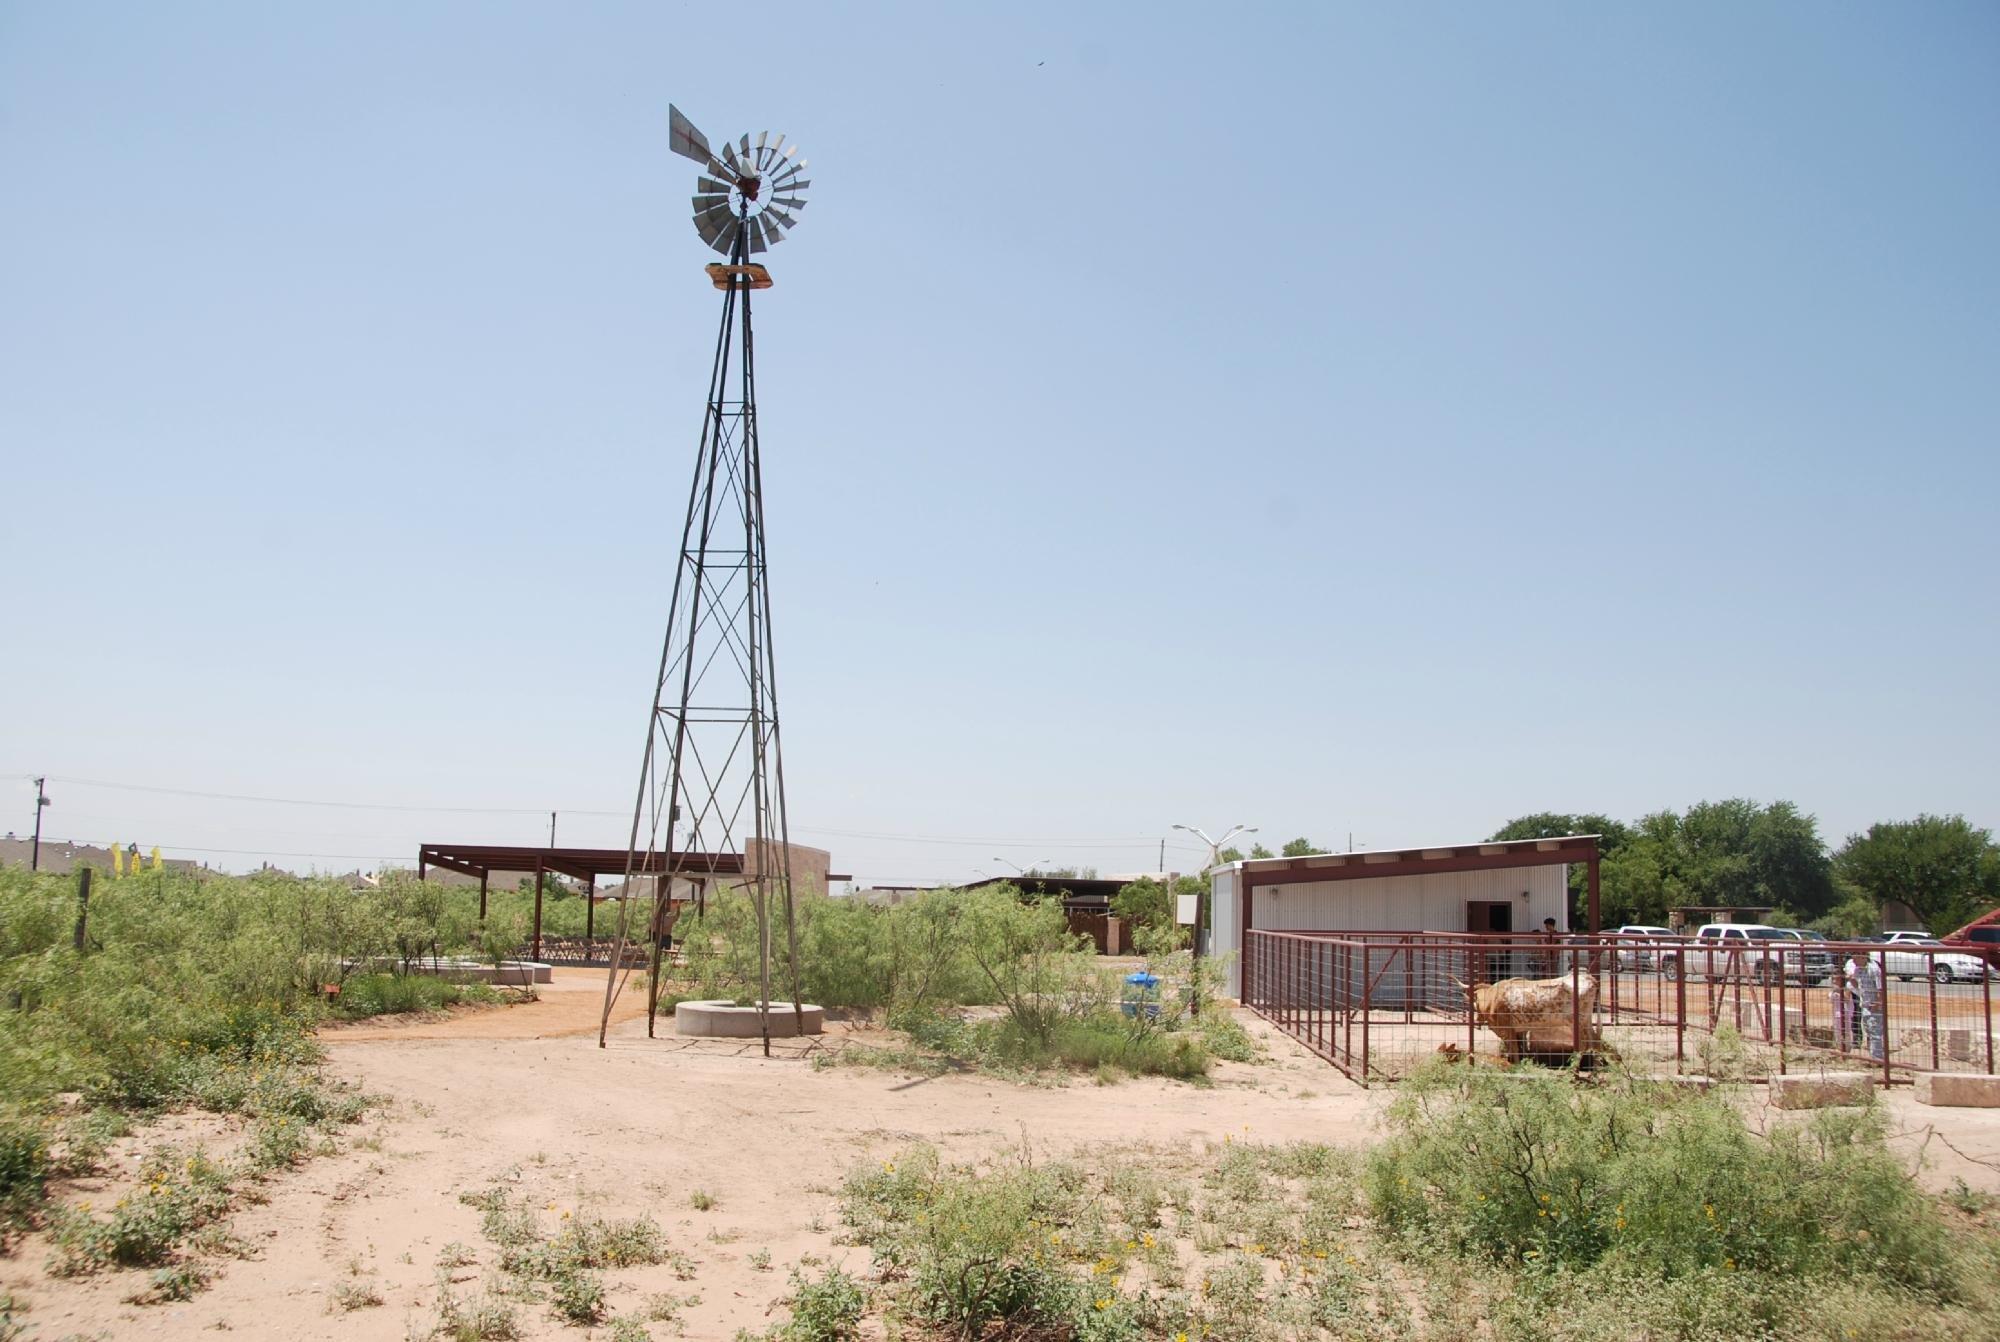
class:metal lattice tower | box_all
[599,105,813,1056]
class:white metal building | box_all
[1208,835,1601,998]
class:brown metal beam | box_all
[1240,843,1598,892]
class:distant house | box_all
[0,836,203,876]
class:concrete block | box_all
[1913,1072,2000,1108]
[1777,1007,1807,1044]
[1668,1074,1714,1091]
[1769,1072,1876,1109]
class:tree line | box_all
[1489,804,2000,936]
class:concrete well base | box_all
[674,1000,825,1038]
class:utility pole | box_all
[549,810,558,847]
[31,777,50,872]
[1158,838,1165,873]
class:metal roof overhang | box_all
[417,843,747,885]
[1234,834,1600,890]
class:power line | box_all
[25,775,560,815]
[13,772,1207,854]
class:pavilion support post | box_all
[533,860,545,962]
[1587,851,1601,933]
[479,871,488,922]
[585,877,596,942]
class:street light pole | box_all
[1171,823,1256,1012]
[991,856,1051,877]
[31,777,50,872]
[1171,823,1257,872]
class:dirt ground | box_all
[6,969,1999,1341]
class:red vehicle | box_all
[1942,907,2000,971]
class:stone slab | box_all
[675,999,825,1038]
[1913,1072,2000,1108]
[1769,1072,1876,1109]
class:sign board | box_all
[1175,893,1199,926]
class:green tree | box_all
[1834,815,2000,934]
[1488,813,1634,922]
[1216,847,1244,864]
[1247,843,1275,860]
[1280,837,1326,857]
[1594,800,1834,926]
[1111,877,1171,931]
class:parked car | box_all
[1863,936,1991,984]
[1608,925,1681,971]
[1690,924,1834,984]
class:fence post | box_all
[1570,953,1581,1065]
[73,867,92,953]
[1465,941,1476,1056]
[1774,951,1786,1076]
[1927,955,1940,1074]
[1879,951,1892,1087]
[1984,965,1994,1076]
[1343,942,1354,1073]
[1360,945,1373,1084]
[1675,949,1686,1067]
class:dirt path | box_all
[318,967,652,1042]
[1,1010,1380,1341]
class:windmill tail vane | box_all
[598,103,815,1057]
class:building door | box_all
[1467,901,1514,982]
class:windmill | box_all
[598,104,814,1056]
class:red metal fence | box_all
[1243,930,1998,1087]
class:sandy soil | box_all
[319,967,653,1042]
[4,972,1998,1342]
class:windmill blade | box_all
[765,207,797,232]
[738,133,751,155]
[668,104,713,165]
[694,214,731,251]
[755,130,768,151]
[747,217,769,253]
[760,215,786,245]
[772,196,807,212]
[721,142,743,174]
[709,218,743,257]
[770,132,787,157]
[697,176,734,195]
[773,159,805,182]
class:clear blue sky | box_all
[3,3,1995,884]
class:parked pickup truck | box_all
[1690,924,1835,984]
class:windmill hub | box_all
[668,104,810,257]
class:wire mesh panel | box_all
[1244,931,1996,1087]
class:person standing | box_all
[1850,950,1885,1061]
[1538,916,1563,977]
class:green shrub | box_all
[331,972,467,1019]
[777,1264,865,1342]
[0,1114,49,1222]
[1364,1062,1967,1297]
